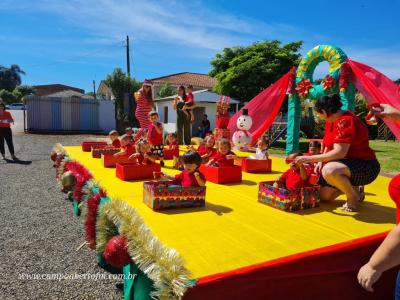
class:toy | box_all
[81,141,108,152]
[199,165,242,184]
[232,109,253,150]
[258,181,320,212]
[116,162,161,181]
[143,181,206,210]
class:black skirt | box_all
[319,159,380,187]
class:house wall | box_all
[98,100,115,133]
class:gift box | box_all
[199,165,242,184]
[143,181,206,210]
[92,147,121,158]
[164,148,180,160]
[258,181,320,212]
[116,162,161,181]
[235,158,272,173]
[102,154,132,168]
[81,141,108,152]
[213,128,230,142]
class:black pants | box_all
[0,127,15,155]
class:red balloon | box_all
[388,173,400,224]
[103,235,130,268]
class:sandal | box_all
[341,202,358,212]
[358,186,365,202]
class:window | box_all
[164,106,168,123]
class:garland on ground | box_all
[96,199,191,300]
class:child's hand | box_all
[357,262,382,292]
[226,154,236,160]
[273,182,279,188]
[194,171,200,177]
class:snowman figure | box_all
[232,109,253,150]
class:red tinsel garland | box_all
[287,66,297,94]
[65,161,93,202]
[295,78,312,98]
[85,193,102,249]
[339,62,351,91]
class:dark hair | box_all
[258,136,269,147]
[314,94,342,116]
[187,85,193,89]
[168,132,177,138]
[310,141,321,148]
[125,127,132,132]
[178,85,187,101]
[204,114,208,118]
[148,111,158,117]
[0,102,6,110]
[181,150,202,166]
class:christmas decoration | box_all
[232,109,253,149]
[103,235,131,268]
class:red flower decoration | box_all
[295,79,312,98]
[103,235,131,268]
[322,75,335,90]
[339,62,351,91]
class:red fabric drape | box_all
[228,70,291,143]
[348,59,400,140]
[184,232,397,300]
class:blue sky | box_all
[1,0,399,93]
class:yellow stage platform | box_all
[65,146,395,279]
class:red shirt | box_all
[211,151,235,167]
[323,111,376,160]
[148,122,163,145]
[0,111,13,128]
[166,141,178,150]
[111,139,121,148]
[197,145,216,157]
[172,169,205,187]
[278,166,313,190]
[136,152,154,164]
[121,143,135,156]
[186,92,194,105]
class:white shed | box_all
[154,89,240,135]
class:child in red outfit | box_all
[206,138,238,167]
[108,130,121,148]
[273,152,313,190]
[148,111,165,166]
[114,134,135,157]
[197,135,216,163]
[130,140,156,164]
[166,132,178,150]
[125,127,135,143]
[183,85,195,123]
[161,151,205,187]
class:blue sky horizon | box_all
[1,0,399,93]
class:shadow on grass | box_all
[158,202,233,216]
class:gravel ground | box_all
[0,132,122,299]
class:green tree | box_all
[209,40,303,102]
[13,85,36,101]
[157,83,174,98]
[0,64,26,91]
[105,68,141,130]
[0,90,17,104]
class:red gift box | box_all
[81,141,108,152]
[92,147,120,158]
[199,165,242,184]
[102,154,131,168]
[258,180,320,211]
[164,148,180,160]
[213,128,230,142]
[116,162,161,181]
[143,181,206,210]
[235,158,272,173]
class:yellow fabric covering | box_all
[65,146,396,279]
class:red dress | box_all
[197,145,216,162]
[135,152,154,164]
[278,165,313,190]
[121,143,135,156]
[323,111,376,160]
[166,141,178,150]
[111,139,121,148]
[148,122,163,145]
[210,151,235,167]
[171,169,205,187]
[135,90,153,129]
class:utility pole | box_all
[126,35,130,77]
[93,80,96,100]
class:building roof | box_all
[150,72,217,89]
[33,84,85,96]
[156,89,240,104]
[47,90,93,98]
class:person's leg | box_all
[319,186,343,202]
[183,116,191,145]
[4,128,15,158]
[0,128,5,158]
[176,113,184,145]
[321,162,360,210]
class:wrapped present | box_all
[143,181,206,210]
[102,153,131,168]
[235,158,272,173]
[81,141,108,152]
[258,181,320,212]
[116,162,161,181]
[199,165,242,184]
[213,128,230,142]
[164,148,180,160]
[92,147,120,158]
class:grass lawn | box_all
[268,139,400,175]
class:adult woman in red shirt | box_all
[295,94,380,212]
[0,102,17,160]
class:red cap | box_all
[143,79,153,86]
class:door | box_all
[191,106,205,136]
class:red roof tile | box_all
[33,84,84,96]
[150,72,217,89]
